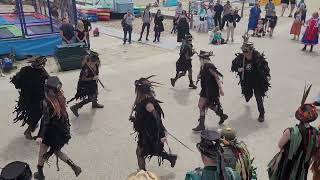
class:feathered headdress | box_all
[134,75,163,95]
[295,83,318,123]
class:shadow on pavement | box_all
[172,88,193,106]
[0,136,37,161]
[71,110,96,136]
[226,105,269,138]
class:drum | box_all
[0,161,32,180]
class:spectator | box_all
[225,8,241,42]
[153,9,164,42]
[290,8,304,40]
[265,0,275,20]
[59,18,75,44]
[301,12,319,52]
[209,26,226,45]
[214,0,224,30]
[75,20,86,44]
[198,4,207,32]
[288,0,297,17]
[138,5,152,42]
[81,17,92,49]
[254,19,265,37]
[248,2,261,35]
[267,11,278,37]
[175,2,183,17]
[222,1,232,30]
[122,11,134,45]
[206,4,215,31]
[177,10,190,42]
[281,0,289,17]
[297,0,307,22]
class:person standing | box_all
[231,40,271,122]
[265,0,275,31]
[198,4,207,33]
[175,2,183,17]
[225,8,241,42]
[185,130,241,180]
[75,20,86,44]
[281,0,289,17]
[130,76,178,170]
[177,10,190,42]
[33,76,82,180]
[171,34,197,89]
[69,51,104,117]
[222,1,232,30]
[59,18,75,44]
[297,0,307,22]
[192,51,228,132]
[138,5,152,42]
[247,2,261,35]
[267,85,319,180]
[290,8,303,40]
[81,17,92,49]
[206,4,215,31]
[153,9,164,42]
[122,11,134,45]
[214,0,224,30]
[288,0,297,17]
[11,57,49,140]
[301,12,319,52]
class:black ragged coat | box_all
[231,50,271,97]
[133,97,166,158]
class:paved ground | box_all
[0,1,320,179]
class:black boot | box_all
[189,81,197,89]
[302,45,307,51]
[310,45,313,52]
[258,113,265,122]
[219,114,228,125]
[161,152,177,168]
[34,165,45,180]
[192,116,205,132]
[70,104,81,117]
[170,78,176,87]
[67,159,82,177]
[24,126,33,140]
[313,101,320,106]
[92,101,104,108]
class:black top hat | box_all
[198,50,213,59]
[197,130,221,159]
[28,56,47,67]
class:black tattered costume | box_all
[33,76,81,180]
[11,57,49,140]
[69,51,104,117]
[193,51,228,132]
[171,34,197,89]
[130,76,177,170]
[231,42,271,122]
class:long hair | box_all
[134,87,152,105]
[45,88,67,120]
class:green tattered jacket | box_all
[268,124,319,180]
[185,166,242,180]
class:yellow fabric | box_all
[260,0,281,6]
[127,170,160,180]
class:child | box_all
[267,12,278,37]
[255,19,265,37]
[209,26,225,45]
[290,8,303,40]
[93,27,99,37]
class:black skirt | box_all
[42,119,71,151]
[75,80,98,100]
[176,57,192,72]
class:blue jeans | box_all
[207,17,214,30]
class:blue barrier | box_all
[0,34,62,59]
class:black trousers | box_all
[139,23,150,39]
[214,15,222,29]
[243,86,265,115]
[221,15,227,29]
[154,31,161,41]
[123,25,133,43]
